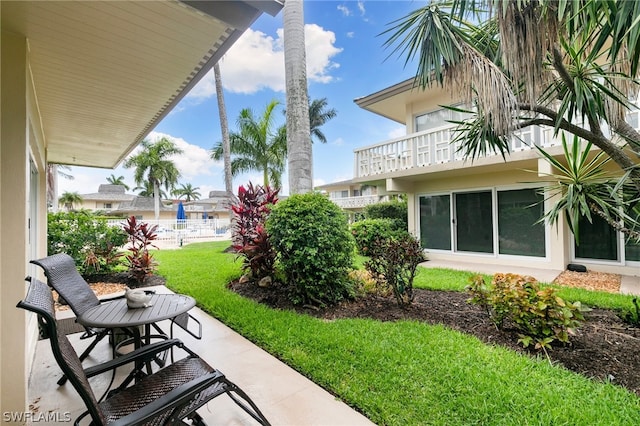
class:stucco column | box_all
[1,30,29,423]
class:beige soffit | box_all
[1,0,282,169]
[354,77,452,124]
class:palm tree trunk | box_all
[214,62,233,198]
[153,180,160,220]
[284,0,312,194]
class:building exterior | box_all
[0,1,282,418]
[315,179,385,221]
[183,190,233,221]
[76,184,136,212]
[352,79,639,276]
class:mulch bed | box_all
[228,273,640,397]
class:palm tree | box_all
[383,0,640,237]
[284,0,312,194]
[124,137,183,219]
[214,62,233,199]
[134,182,168,199]
[106,174,129,190]
[46,164,74,211]
[172,183,201,202]
[58,191,82,211]
[309,98,337,144]
[210,100,287,188]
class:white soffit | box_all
[2,1,280,169]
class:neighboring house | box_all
[315,179,385,221]
[352,79,640,276]
[111,196,176,221]
[77,184,135,212]
[0,1,282,416]
[183,190,232,221]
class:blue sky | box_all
[59,1,421,197]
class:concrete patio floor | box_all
[27,285,375,426]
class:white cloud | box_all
[346,31,355,38]
[332,137,345,146]
[357,1,366,15]
[388,126,406,139]
[147,132,220,182]
[186,25,342,98]
[337,4,351,16]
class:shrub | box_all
[364,233,425,306]
[467,273,587,351]
[364,199,408,230]
[350,218,399,255]
[267,192,355,307]
[123,216,158,284]
[47,210,127,275]
[231,183,278,281]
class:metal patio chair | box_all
[18,278,271,426]
[29,253,136,384]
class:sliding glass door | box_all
[454,191,493,253]
[419,195,451,250]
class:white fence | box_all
[107,218,231,247]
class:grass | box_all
[154,242,640,425]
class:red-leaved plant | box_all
[123,216,159,284]
[231,183,278,281]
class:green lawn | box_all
[154,242,640,425]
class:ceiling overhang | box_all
[1,0,283,169]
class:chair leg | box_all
[57,331,109,385]
[224,381,272,426]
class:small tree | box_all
[364,234,424,306]
[364,199,408,230]
[122,216,158,285]
[231,182,279,282]
[267,193,355,307]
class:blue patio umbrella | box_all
[177,201,186,220]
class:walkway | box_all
[420,259,640,296]
[28,285,374,426]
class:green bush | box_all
[364,199,408,230]
[467,273,587,351]
[47,210,127,275]
[351,218,400,255]
[364,233,425,306]
[267,192,355,307]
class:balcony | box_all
[329,195,380,209]
[354,124,562,179]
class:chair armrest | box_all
[84,339,184,378]
[108,371,225,426]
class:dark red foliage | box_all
[231,183,278,280]
[122,215,158,284]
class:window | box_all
[498,189,545,257]
[419,195,451,250]
[419,187,546,257]
[415,105,471,133]
[353,189,361,197]
[575,214,618,261]
[103,203,112,209]
[455,192,493,253]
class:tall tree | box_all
[106,174,129,190]
[214,62,233,199]
[284,0,313,194]
[384,0,640,237]
[58,191,82,212]
[124,137,183,220]
[172,183,201,202]
[309,97,337,144]
[210,100,287,188]
[46,164,74,212]
[134,182,168,199]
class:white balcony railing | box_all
[354,124,560,178]
[329,195,379,209]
